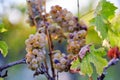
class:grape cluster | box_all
[26,3,88,72]
[52,50,74,72]
[50,5,83,32]
[67,30,87,54]
[25,31,46,70]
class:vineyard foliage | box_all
[71,0,118,77]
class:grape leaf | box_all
[86,26,102,45]
[71,46,107,77]
[108,30,120,47]
[108,15,120,47]
[87,46,107,75]
[71,58,80,69]
[0,41,8,57]
[80,55,93,76]
[90,15,108,39]
[101,0,117,19]
[90,0,117,39]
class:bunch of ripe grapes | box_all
[25,30,46,70]
[25,5,87,72]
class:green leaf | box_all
[101,0,117,19]
[108,15,120,47]
[80,55,93,76]
[90,0,117,39]
[108,30,120,47]
[88,46,107,75]
[86,26,102,45]
[71,46,108,76]
[0,23,7,33]
[90,15,108,39]
[71,58,80,69]
[0,41,8,57]
[90,45,106,57]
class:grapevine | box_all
[24,0,88,79]
[0,0,119,80]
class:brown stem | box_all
[45,26,55,79]
[27,0,55,79]
[40,0,51,78]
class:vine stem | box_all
[97,58,119,80]
[41,63,53,80]
[45,25,55,79]
[27,0,55,79]
[0,58,26,78]
[40,0,55,79]
[41,0,49,75]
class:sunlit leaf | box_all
[90,15,108,39]
[80,55,93,77]
[108,30,120,47]
[0,41,8,57]
[86,26,102,45]
[101,0,117,19]
[71,58,80,69]
[108,15,120,47]
[90,0,117,39]
[88,46,107,75]
[71,46,108,76]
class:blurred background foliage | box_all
[0,0,120,80]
